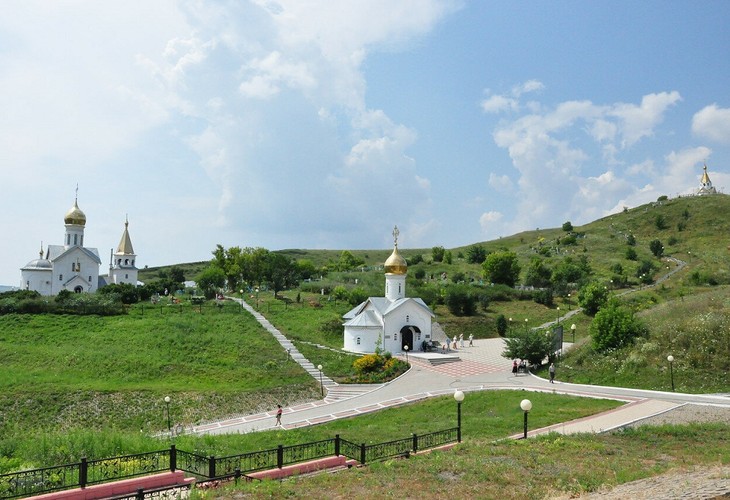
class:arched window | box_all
[356,337,361,345]
[406,315,410,322]
[394,332,398,341]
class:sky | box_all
[2,0,730,286]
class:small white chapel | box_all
[20,193,138,295]
[342,226,434,354]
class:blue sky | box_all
[2,0,729,286]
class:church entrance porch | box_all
[400,325,421,352]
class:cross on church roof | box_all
[392,225,399,247]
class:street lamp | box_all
[404,345,409,364]
[567,293,571,311]
[454,390,465,442]
[163,396,171,435]
[556,306,560,325]
[667,355,675,391]
[520,399,532,439]
[317,364,324,397]
[570,324,576,343]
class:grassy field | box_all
[0,390,620,472]
[0,307,319,436]
[206,422,730,499]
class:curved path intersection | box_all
[192,297,729,438]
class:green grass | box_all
[0,308,319,436]
[210,423,730,499]
[0,390,620,471]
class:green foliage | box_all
[649,239,664,257]
[348,287,369,306]
[194,266,226,298]
[533,288,554,307]
[625,247,638,261]
[502,327,554,365]
[466,245,487,264]
[413,268,426,280]
[451,271,466,283]
[334,251,365,271]
[444,285,478,316]
[654,214,668,230]
[444,250,453,264]
[332,285,349,301]
[295,259,319,280]
[97,283,141,304]
[0,291,126,316]
[482,250,521,287]
[562,221,574,232]
[524,257,552,288]
[551,255,592,293]
[495,314,507,336]
[578,282,609,316]
[264,252,300,297]
[590,299,648,352]
[626,233,636,246]
[431,246,445,263]
[350,353,407,383]
[407,253,423,265]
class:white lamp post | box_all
[454,390,465,442]
[520,399,532,439]
[570,323,576,343]
[404,345,409,364]
[667,355,675,391]
[163,396,171,435]
[317,364,324,397]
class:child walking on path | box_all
[275,404,283,425]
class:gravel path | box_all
[552,404,730,499]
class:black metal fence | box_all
[0,429,458,499]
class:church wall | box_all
[343,327,381,353]
[21,270,53,296]
[52,250,100,294]
[382,301,433,353]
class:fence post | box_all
[79,457,88,488]
[335,435,340,457]
[170,444,176,472]
[360,443,366,465]
[412,433,418,454]
[208,456,216,479]
[136,488,145,499]
[277,445,284,469]
[234,467,241,485]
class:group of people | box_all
[512,359,556,383]
[449,333,474,350]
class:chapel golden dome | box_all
[384,226,407,275]
[64,199,87,226]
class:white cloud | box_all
[479,211,503,234]
[692,104,730,143]
[481,79,544,114]
[609,91,681,147]
[488,173,512,191]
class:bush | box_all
[578,282,609,316]
[495,314,508,337]
[444,285,478,316]
[590,299,647,352]
[533,288,554,307]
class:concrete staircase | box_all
[324,384,384,403]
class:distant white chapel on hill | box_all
[342,226,434,354]
[20,193,138,295]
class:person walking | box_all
[453,335,458,349]
[468,333,474,347]
[459,333,464,348]
[275,404,283,426]
[549,362,556,383]
[512,360,518,375]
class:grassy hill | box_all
[1,194,729,489]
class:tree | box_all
[502,327,554,366]
[336,251,364,271]
[626,234,636,246]
[482,251,521,287]
[444,250,453,265]
[650,239,664,258]
[466,245,487,264]
[444,285,478,316]
[263,253,300,298]
[431,246,445,263]
[495,314,508,336]
[524,257,552,288]
[654,214,668,230]
[562,221,574,232]
[625,247,638,261]
[296,259,318,280]
[577,281,609,316]
[590,299,647,352]
[195,266,227,298]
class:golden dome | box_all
[384,245,407,275]
[64,199,86,226]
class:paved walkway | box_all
[191,304,730,436]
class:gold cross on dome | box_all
[392,226,399,246]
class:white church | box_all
[342,227,434,354]
[20,194,139,295]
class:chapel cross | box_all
[392,226,399,247]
